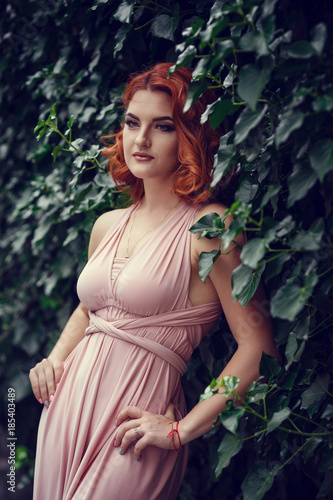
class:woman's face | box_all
[123,90,179,183]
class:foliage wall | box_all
[1,0,333,498]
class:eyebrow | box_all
[126,112,174,122]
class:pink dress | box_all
[33,202,222,500]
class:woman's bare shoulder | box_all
[194,201,229,223]
[88,208,128,258]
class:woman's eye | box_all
[125,120,139,128]
[156,124,174,132]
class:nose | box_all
[134,127,151,148]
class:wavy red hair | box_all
[101,62,222,204]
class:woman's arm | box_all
[29,208,125,406]
[115,203,280,458]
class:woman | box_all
[30,62,279,499]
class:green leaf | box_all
[52,145,63,162]
[240,238,267,269]
[151,14,178,41]
[275,110,305,147]
[232,261,266,306]
[259,352,282,380]
[301,374,330,418]
[183,79,208,113]
[267,407,291,432]
[234,104,267,144]
[113,0,133,23]
[242,462,279,500]
[309,139,333,182]
[285,332,298,370]
[286,41,316,59]
[289,218,324,251]
[287,164,318,208]
[259,184,281,211]
[212,132,237,186]
[189,212,222,239]
[238,65,269,110]
[220,406,245,434]
[114,24,131,56]
[311,22,327,56]
[198,249,221,283]
[235,174,258,203]
[322,404,333,420]
[312,88,333,112]
[66,115,76,131]
[215,432,243,477]
[270,280,313,321]
[173,45,197,70]
[239,31,268,55]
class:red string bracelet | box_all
[167,422,183,454]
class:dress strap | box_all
[86,311,188,376]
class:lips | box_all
[133,152,155,159]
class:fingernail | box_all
[135,457,139,461]
[50,395,54,402]
[38,398,43,404]
[119,449,122,455]
[44,401,49,408]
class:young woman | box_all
[29,62,279,499]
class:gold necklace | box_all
[126,199,182,258]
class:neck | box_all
[140,180,182,212]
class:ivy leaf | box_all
[240,238,267,269]
[239,31,269,55]
[270,272,318,321]
[267,407,291,433]
[215,432,243,477]
[285,332,298,370]
[238,65,270,110]
[309,138,333,182]
[198,249,221,283]
[235,174,258,203]
[114,24,131,56]
[232,261,266,306]
[275,109,305,147]
[212,132,237,186]
[234,104,267,144]
[113,0,133,23]
[189,212,222,239]
[287,164,318,208]
[220,406,245,434]
[151,14,177,41]
[286,41,316,59]
[173,45,197,70]
[183,79,208,113]
[52,145,63,162]
[242,462,279,500]
[311,22,327,56]
[289,218,324,251]
[259,352,282,380]
[301,374,330,418]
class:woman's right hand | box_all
[29,357,64,407]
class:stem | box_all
[278,437,314,472]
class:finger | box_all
[41,358,56,402]
[118,428,142,456]
[114,419,141,447]
[29,367,43,403]
[134,435,150,461]
[117,406,143,426]
[163,402,176,421]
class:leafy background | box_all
[1,0,333,499]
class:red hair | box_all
[101,62,222,204]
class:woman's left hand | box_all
[114,402,179,460]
